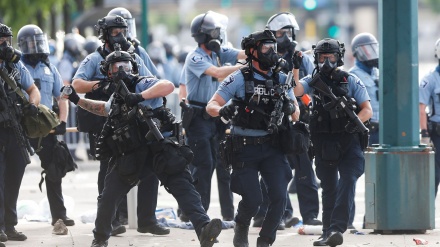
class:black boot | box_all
[200,219,222,247]
[233,222,249,247]
[313,234,328,246]
[256,237,270,247]
[325,231,343,247]
[90,239,108,247]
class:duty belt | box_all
[232,135,272,145]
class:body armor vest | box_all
[309,75,353,134]
[232,67,281,130]
[0,63,23,123]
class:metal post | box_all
[141,0,149,46]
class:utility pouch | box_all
[321,140,342,167]
[219,135,234,170]
[150,137,194,175]
[106,123,144,155]
[278,121,310,155]
[181,105,195,130]
[359,132,369,151]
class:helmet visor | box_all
[274,28,293,39]
[354,43,379,62]
[317,53,338,64]
[19,33,49,55]
[220,28,228,46]
[259,42,277,54]
[126,18,137,39]
[0,36,12,46]
[110,61,132,75]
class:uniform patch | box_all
[44,67,51,75]
[421,80,429,88]
[222,75,235,86]
[356,80,366,88]
[191,55,203,63]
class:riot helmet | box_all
[241,29,279,71]
[351,32,379,68]
[313,38,345,73]
[64,32,86,60]
[83,36,102,55]
[0,23,21,63]
[100,49,138,77]
[108,7,137,40]
[266,12,300,54]
[95,15,132,51]
[434,38,440,60]
[190,11,226,53]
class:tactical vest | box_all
[309,75,354,134]
[0,63,23,124]
[232,67,281,131]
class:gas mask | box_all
[22,54,47,66]
[276,33,296,54]
[0,42,21,63]
[108,32,133,52]
[318,57,337,76]
[256,42,279,71]
[205,38,222,54]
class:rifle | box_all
[308,73,369,134]
[0,74,33,164]
[267,71,294,134]
[112,66,164,142]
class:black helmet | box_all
[95,15,128,43]
[0,23,13,38]
[190,11,224,44]
[83,36,102,55]
[241,29,277,56]
[0,23,21,63]
[313,38,345,67]
[100,49,138,76]
[17,24,50,55]
[351,32,379,63]
[107,7,137,39]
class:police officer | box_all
[419,38,440,197]
[0,23,41,243]
[64,49,222,247]
[207,29,299,247]
[348,32,380,230]
[294,38,372,246]
[251,11,321,229]
[17,24,75,227]
[107,7,159,76]
[72,15,168,236]
[184,11,246,221]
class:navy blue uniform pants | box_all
[93,147,210,241]
[314,134,364,237]
[30,134,67,220]
[430,130,440,197]
[231,142,292,244]
[0,127,28,232]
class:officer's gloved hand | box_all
[282,98,295,115]
[53,121,67,135]
[421,129,431,146]
[345,121,359,134]
[292,50,303,69]
[219,103,237,121]
[331,68,350,82]
[124,93,144,107]
[60,86,80,105]
[23,103,38,117]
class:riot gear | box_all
[241,29,279,71]
[108,7,137,39]
[190,11,227,53]
[17,24,50,66]
[0,23,21,63]
[313,38,345,71]
[100,49,138,78]
[95,15,132,51]
[351,32,379,68]
[266,12,300,54]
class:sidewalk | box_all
[9,158,440,247]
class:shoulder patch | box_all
[191,55,203,63]
[356,79,366,89]
[222,74,235,87]
[421,80,429,88]
[221,47,230,52]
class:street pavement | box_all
[5,155,440,247]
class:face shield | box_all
[0,36,12,46]
[109,61,133,76]
[19,33,50,55]
[354,43,379,62]
[267,13,300,32]
[125,18,137,39]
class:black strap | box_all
[188,100,207,108]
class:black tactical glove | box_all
[345,121,359,134]
[60,86,80,105]
[292,50,303,69]
[282,97,295,115]
[124,93,144,107]
[53,121,67,135]
[330,68,350,82]
[219,103,237,121]
[23,103,38,117]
